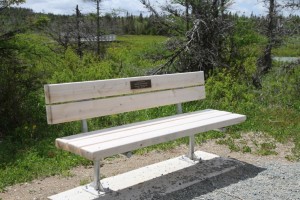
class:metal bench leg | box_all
[82,121,106,193]
[81,119,88,133]
[93,160,105,192]
[177,103,196,160]
[188,135,195,160]
[177,103,183,114]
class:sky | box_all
[15,0,299,16]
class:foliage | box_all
[273,36,300,57]
[0,34,169,191]
[259,61,300,110]
[0,5,299,191]
[0,137,90,191]
[203,69,256,111]
[142,0,235,74]
[106,35,168,76]
[0,33,58,139]
[0,0,25,10]
[232,17,267,50]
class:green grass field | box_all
[273,36,300,57]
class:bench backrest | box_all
[44,71,205,124]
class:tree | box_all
[141,0,234,75]
[76,5,83,58]
[185,0,190,31]
[254,0,299,88]
[284,0,300,8]
[0,1,52,138]
[0,0,25,11]
[83,0,102,55]
[257,0,277,80]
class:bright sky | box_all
[16,0,298,16]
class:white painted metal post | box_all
[177,103,195,160]
[93,160,105,192]
[188,135,195,160]
[176,103,183,114]
[81,119,88,133]
[82,119,106,192]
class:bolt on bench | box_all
[44,71,246,194]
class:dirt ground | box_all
[0,132,295,200]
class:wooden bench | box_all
[44,71,246,194]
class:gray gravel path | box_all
[160,162,300,200]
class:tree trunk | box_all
[185,0,189,31]
[264,0,275,73]
[97,0,100,56]
[254,0,277,88]
[76,5,82,58]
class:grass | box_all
[0,34,300,192]
[216,138,241,152]
[0,35,170,192]
[257,143,277,156]
[242,146,252,153]
[106,35,168,76]
[273,36,300,57]
[79,178,90,186]
[0,137,91,192]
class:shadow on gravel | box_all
[94,157,266,200]
[159,159,266,200]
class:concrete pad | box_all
[49,151,243,200]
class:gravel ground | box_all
[161,162,300,200]
[1,134,299,200]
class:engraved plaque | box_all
[130,80,152,90]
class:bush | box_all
[260,62,300,110]
[0,33,57,139]
[203,69,256,111]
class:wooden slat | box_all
[44,71,204,104]
[86,113,246,160]
[66,111,232,154]
[47,86,205,124]
[56,109,217,143]
[55,110,245,160]
[59,110,230,151]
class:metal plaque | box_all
[130,80,152,90]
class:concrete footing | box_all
[49,151,242,200]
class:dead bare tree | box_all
[0,0,25,12]
[83,0,102,55]
[284,0,300,8]
[141,0,234,75]
[255,0,277,88]
[76,5,83,58]
[254,0,299,88]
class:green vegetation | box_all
[0,31,299,192]
[0,5,299,192]
[273,36,300,57]
[80,178,91,186]
[0,34,169,191]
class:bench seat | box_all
[56,109,246,161]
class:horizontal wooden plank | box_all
[85,113,246,160]
[55,110,223,151]
[44,71,204,104]
[47,86,205,124]
[56,109,218,143]
[63,110,231,150]
[66,111,233,154]
[55,110,246,160]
